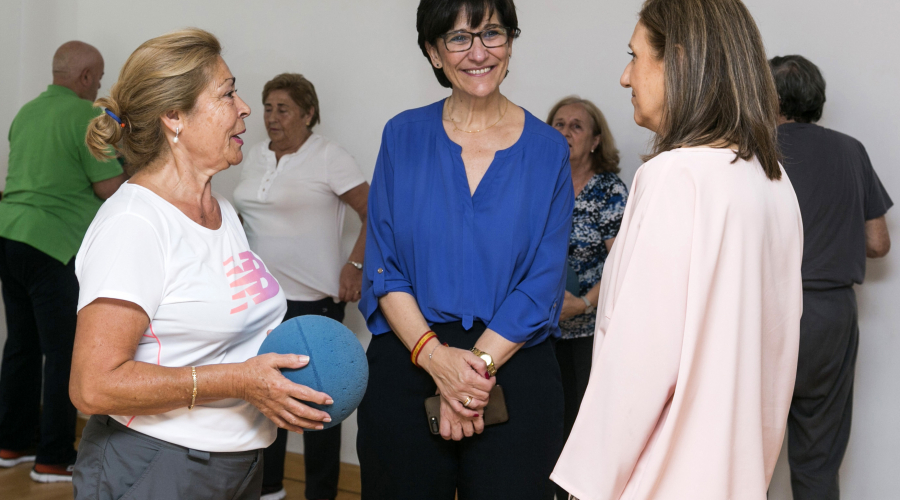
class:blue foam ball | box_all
[257,315,368,430]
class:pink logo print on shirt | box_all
[224,251,280,314]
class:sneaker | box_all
[30,462,75,483]
[260,485,287,500]
[0,449,36,467]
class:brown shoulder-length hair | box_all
[546,96,620,174]
[639,0,782,180]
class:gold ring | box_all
[463,396,472,407]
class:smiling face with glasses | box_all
[425,11,516,99]
[438,26,518,52]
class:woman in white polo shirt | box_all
[71,30,333,500]
[233,73,369,500]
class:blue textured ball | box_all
[257,316,368,430]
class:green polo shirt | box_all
[0,85,123,264]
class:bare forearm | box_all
[866,216,890,258]
[72,360,244,416]
[378,291,431,351]
[340,183,370,265]
[473,329,524,369]
[585,280,601,307]
[379,293,523,368]
[92,172,128,200]
[348,218,367,264]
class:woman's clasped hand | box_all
[424,344,496,440]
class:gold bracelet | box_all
[188,366,197,410]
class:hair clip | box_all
[105,108,126,128]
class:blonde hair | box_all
[638,0,782,180]
[262,73,320,128]
[86,28,222,173]
[546,96,620,174]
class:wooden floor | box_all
[0,416,362,500]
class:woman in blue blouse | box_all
[356,1,573,498]
[547,96,628,500]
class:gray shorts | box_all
[74,415,263,500]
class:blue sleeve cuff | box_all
[487,289,561,345]
[359,265,413,335]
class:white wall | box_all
[0,0,897,495]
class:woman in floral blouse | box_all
[547,96,628,500]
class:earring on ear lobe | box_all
[174,127,180,144]
[591,149,595,153]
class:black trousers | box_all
[357,322,564,500]
[788,287,858,500]
[263,297,345,499]
[0,238,78,465]
[553,335,594,500]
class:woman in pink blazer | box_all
[550,1,804,499]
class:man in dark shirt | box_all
[771,55,892,500]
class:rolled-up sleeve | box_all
[359,121,414,334]
[487,153,574,345]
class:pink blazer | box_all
[551,148,803,500]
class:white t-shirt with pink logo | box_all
[75,182,286,452]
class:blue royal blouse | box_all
[359,100,574,347]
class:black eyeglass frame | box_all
[437,26,521,53]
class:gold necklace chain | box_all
[448,96,509,134]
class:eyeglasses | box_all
[438,26,520,53]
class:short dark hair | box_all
[769,55,826,123]
[417,0,519,88]
[262,73,321,128]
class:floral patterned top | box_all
[559,171,628,339]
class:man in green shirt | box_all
[0,41,125,483]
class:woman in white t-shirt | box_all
[71,29,333,500]
[233,73,368,500]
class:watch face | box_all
[479,354,497,375]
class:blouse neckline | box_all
[125,182,227,235]
[264,133,322,164]
[575,173,603,202]
[434,98,530,159]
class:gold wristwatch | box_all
[470,347,497,377]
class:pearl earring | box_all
[174,127,180,143]
[591,149,595,153]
